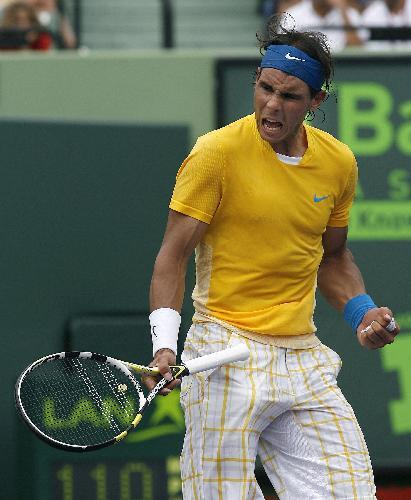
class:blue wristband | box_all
[343,294,377,332]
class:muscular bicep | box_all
[158,209,209,262]
[150,210,208,311]
[322,226,348,258]
[319,225,365,310]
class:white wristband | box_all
[149,308,181,356]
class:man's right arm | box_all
[144,209,208,394]
[150,210,207,313]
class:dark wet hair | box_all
[257,14,334,98]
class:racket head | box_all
[15,352,146,452]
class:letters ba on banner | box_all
[330,56,411,241]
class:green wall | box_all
[0,118,189,500]
[0,50,218,145]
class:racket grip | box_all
[184,344,249,375]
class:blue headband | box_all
[260,45,325,92]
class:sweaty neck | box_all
[272,124,308,157]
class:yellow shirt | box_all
[170,114,357,336]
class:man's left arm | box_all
[318,225,400,349]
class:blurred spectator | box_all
[0,1,52,50]
[0,0,16,20]
[26,0,76,48]
[259,0,302,18]
[259,0,276,17]
[0,0,14,9]
[284,0,365,52]
[362,0,411,49]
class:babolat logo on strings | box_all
[43,396,136,429]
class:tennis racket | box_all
[15,344,249,452]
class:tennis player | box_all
[144,17,400,499]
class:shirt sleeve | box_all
[327,155,358,228]
[169,136,225,224]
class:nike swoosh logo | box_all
[151,326,157,337]
[285,52,305,62]
[314,194,329,203]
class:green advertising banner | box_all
[217,55,411,469]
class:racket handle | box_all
[184,344,249,375]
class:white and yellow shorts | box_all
[180,321,376,500]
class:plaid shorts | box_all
[180,321,376,500]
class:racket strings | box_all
[91,361,137,425]
[18,355,143,447]
[71,358,122,435]
[98,362,134,409]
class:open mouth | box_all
[262,118,283,131]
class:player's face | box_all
[254,68,325,155]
